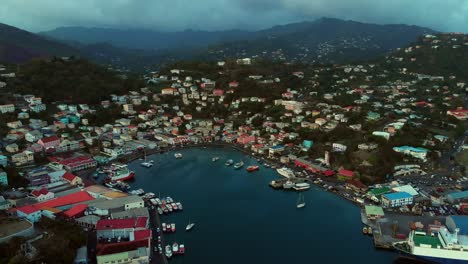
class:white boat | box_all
[141,161,153,168]
[225,159,234,166]
[172,242,179,253]
[176,202,183,210]
[186,219,195,231]
[174,153,183,159]
[165,245,173,258]
[297,193,306,209]
[293,182,311,191]
[283,181,294,189]
[212,157,219,162]
[276,167,295,178]
[234,161,244,169]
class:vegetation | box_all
[8,57,145,104]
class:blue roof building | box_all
[381,192,413,208]
[446,190,468,204]
[446,215,468,236]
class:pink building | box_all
[213,89,224,96]
[38,135,61,149]
[237,134,256,145]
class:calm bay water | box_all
[128,147,397,264]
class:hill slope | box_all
[0,23,78,63]
[41,18,434,64]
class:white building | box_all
[381,192,413,208]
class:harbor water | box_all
[129,147,398,264]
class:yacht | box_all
[225,159,234,166]
[296,193,306,209]
[293,182,311,191]
[212,157,219,162]
[165,245,173,258]
[174,153,183,159]
[172,242,179,253]
[186,219,195,231]
[276,167,295,178]
[141,161,153,168]
[234,161,244,169]
[283,181,294,189]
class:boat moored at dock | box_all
[293,182,311,191]
[276,167,295,178]
[105,163,135,182]
[234,161,244,169]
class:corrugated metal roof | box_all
[383,191,413,200]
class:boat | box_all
[171,223,176,232]
[176,202,183,210]
[246,165,259,172]
[162,223,167,232]
[212,157,219,162]
[167,203,173,212]
[165,245,173,258]
[296,193,306,209]
[174,153,183,159]
[283,181,294,189]
[171,203,178,210]
[234,161,244,169]
[141,161,153,168]
[263,163,271,168]
[172,242,179,253]
[393,227,468,264]
[362,227,368,234]
[166,197,174,203]
[106,163,135,182]
[179,244,185,254]
[186,219,195,231]
[293,182,311,191]
[157,207,163,215]
[225,159,234,166]
[276,167,295,178]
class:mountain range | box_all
[1,18,436,70]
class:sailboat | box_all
[140,150,153,168]
[186,218,195,231]
[296,194,306,209]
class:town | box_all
[0,33,467,263]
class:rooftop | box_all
[383,191,413,200]
[413,233,442,248]
[365,205,384,216]
[96,217,148,231]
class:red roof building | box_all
[63,204,88,218]
[338,169,355,180]
[38,135,61,149]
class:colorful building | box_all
[382,192,413,208]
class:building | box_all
[16,205,42,223]
[337,169,354,181]
[27,167,51,186]
[0,169,8,186]
[332,143,347,152]
[96,217,149,238]
[31,188,54,202]
[38,135,61,150]
[446,191,468,204]
[74,246,88,264]
[381,192,413,208]
[88,195,144,213]
[364,205,385,220]
[269,145,285,157]
[393,146,429,161]
[11,151,34,166]
[0,104,15,113]
[50,155,97,172]
[0,155,7,167]
[56,139,80,152]
[447,108,468,120]
[237,134,256,145]
[63,172,83,186]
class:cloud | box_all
[0,0,466,32]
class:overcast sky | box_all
[0,0,467,32]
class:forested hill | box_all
[5,57,144,104]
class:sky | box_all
[0,0,467,32]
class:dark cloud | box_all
[0,0,466,32]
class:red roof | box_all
[38,191,93,208]
[40,135,60,143]
[17,204,40,215]
[323,169,335,176]
[63,204,88,218]
[133,229,152,241]
[63,172,77,182]
[31,188,50,197]
[338,169,354,177]
[96,217,148,231]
